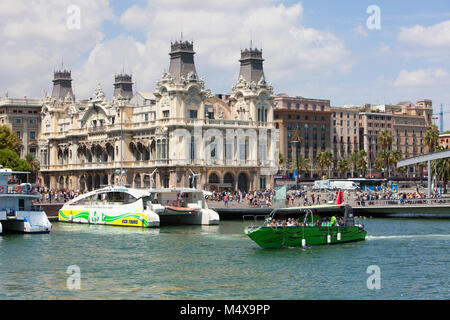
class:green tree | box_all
[349,152,359,178]
[435,146,450,194]
[0,149,32,172]
[377,130,393,151]
[337,158,349,178]
[356,150,368,177]
[424,124,439,153]
[316,151,333,178]
[389,149,402,176]
[0,125,21,154]
[290,154,310,178]
[25,153,40,183]
[375,149,391,177]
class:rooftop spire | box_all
[168,39,198,83]
[238,46,265,84]
[113,73,133,99]
[51,68,74,102]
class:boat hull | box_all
[245,225,366,248]
[58,209,160,228]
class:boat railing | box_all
[243,214,267,227]
[1,184,38,195]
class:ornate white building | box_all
[39,41,279,192]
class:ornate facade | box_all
[39,41,279,192]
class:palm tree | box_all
[374,150,387,174]
[424,124,439,153]
[337,158,349,178]
[295,154,310,178]
[25,153,40,183]
[389,150,402,176]
[316,151,333,178]
[436,146,450,194]
[357,150,368,177]
[349,152,359,178]
[377,130,392,151]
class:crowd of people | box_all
[207,189,347,208]
[355,189,444,206]
[32,184,446,206]
[264,215,345,227]
[34,187,83,203]
[207,187,447,208]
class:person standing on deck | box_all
[331,216,337,226]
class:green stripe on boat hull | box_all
[245,226,367,248]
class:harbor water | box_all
[0,218,448,300]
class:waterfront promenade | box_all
[40,196,450,220]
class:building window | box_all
[239,138,249,161]
[190,136,196,160]
[14,118,21,124]
[163,110,170,118]
[29,131,36,139]
[29,119,36,124]
[188,110,198,119]
[225,140,232,160]
[260,176,266,190]
[16,131,21,139]
[287,103,291,109]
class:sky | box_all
[1,0,449,130]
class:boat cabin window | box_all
[103,191,137,204]
[70,191,138,206]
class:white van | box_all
[329,180,359,190]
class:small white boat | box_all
[59,186,219,227]
[0,168,52,234]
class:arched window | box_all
[208,173,219,184]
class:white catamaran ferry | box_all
[148,188,219,225]
[58,186,219,227]
[0,168,52,234]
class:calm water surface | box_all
[0,218,448,299]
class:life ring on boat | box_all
[0,186,4,193]
[15,185,21,193]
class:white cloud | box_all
[1,0,351,100]
[0,0,113,98]
[398,20,450,47]
[114,0,351,91]
[394,68,448,87]
[353,25,368,37]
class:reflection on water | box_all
[0,219,449,299]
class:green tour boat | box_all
[244,204,367,248]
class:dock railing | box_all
[353,197,450,207]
